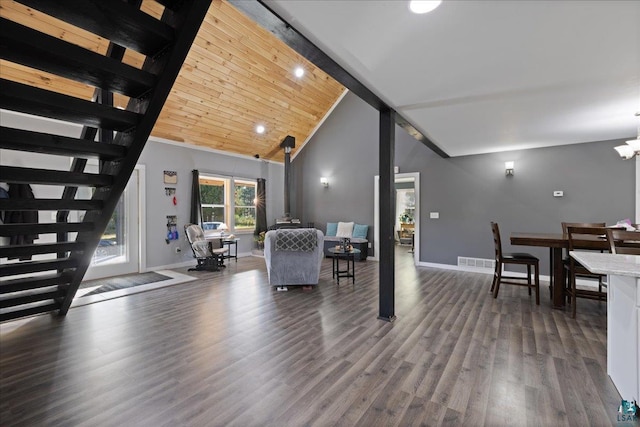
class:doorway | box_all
[373,172,420,264]
[84,165,145,281]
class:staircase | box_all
[0,0,210,322]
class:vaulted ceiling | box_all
[268,0,640,157]
[0,0,346,162]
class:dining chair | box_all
[606,228,640,255]
[490,222,540,304]
[560,222,606,301]
[565,225,609,318]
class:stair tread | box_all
[0,127,127,160]
[0,166,113,187]
[0,302,61,322]
[0,223,94,236]
[0,199,103,211]
[1,79,141,132]
[1,18,156,98]
[17,0,175,57]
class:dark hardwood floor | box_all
[0,247,629,426]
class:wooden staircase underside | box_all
[0,0,211,322]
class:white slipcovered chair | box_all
[185,223,228,271]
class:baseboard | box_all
[143,260,194,272]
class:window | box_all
[200,176,227,226]
[199,175,256,231]
[234,180,256,229]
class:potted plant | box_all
[255,231,266,249]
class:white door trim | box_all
[373,172,420,264]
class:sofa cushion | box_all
[336,221,354,238]
[326,222,338,237]
[353,223,368,239]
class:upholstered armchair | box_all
[264,228,324,288]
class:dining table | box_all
[510,232,609,308]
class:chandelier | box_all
[615,112,640,159]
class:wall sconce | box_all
[320,177,329,187]
[505,161,515,176]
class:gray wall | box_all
[138,141,283,268]
[291,92,378,238]
[291,91,635,273]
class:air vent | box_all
[457,257,495,270]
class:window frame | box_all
[233,179,257,231]
[199,174,257,233]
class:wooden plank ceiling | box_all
[0,0,346,162]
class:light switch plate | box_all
[553,190,564,197]
[430,212,439,219]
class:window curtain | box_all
[255,178,267,236]
[190,169,202,226]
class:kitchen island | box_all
[570,252,640,402]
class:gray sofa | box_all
[264,228,324,287]
[322,221,369,261]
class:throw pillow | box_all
[336,221,354,238]
[326,222,338,237]
[353,223,369,239]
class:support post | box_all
[378,107,396,322]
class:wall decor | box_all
[166,215,178,243]
[163,170,177,184]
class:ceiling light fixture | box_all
[294,66,304,78]
[256,124,265,134]
[614,112,640,159]
[409,0,442,14]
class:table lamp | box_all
[218,223,228,237]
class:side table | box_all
[327,247,361,284]
[222,238,239,262]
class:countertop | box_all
[569,252,640,278]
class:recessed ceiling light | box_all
[294,66,304,78]
[256,125,265,134]
[409,0,442,14]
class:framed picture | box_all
[163,170,177,184]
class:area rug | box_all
[72,270,196,308]
[80,272,172,296]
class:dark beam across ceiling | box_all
[229,0,449,159]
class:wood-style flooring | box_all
[0,248,629,426]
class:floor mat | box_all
[73,270,196,307]
[80,272,171,296]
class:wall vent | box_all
[457,257,495,270]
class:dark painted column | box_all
[378,107,396,322]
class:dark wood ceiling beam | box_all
[14,0,175,57]
[229,0,449,158]
[0,166,113,187]
[0,79,141,132]
[0,19,156,98]
[0,127,126,160]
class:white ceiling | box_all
[266,0,640,157]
